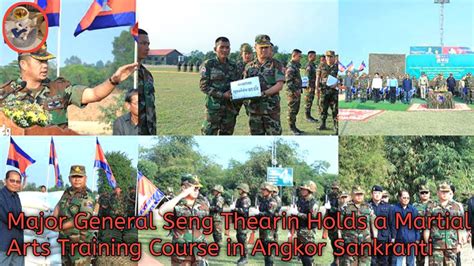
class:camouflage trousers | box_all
[359,88,367,102]
[213,220,223,244]
[202,107,237,135]
[341,242,371,266]
[297,229,316,266]
[62,244,91,266]
[259,229,276,266]
[304,87,316,113]
[248,112,282,135]
[138,105,157,135]
[287,91,301,125]
[429,248,457,266]
[236,227,248,256]
[320,87,338,121]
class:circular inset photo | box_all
[2,2,48,53]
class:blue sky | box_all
[1,0,128,66]
[0,136,138,191]
[139,136,339,174]
[138,0,339,55]
[338,0,473,71]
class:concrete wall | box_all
[368,54,406,77]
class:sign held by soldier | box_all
[230,77,261,100]
[267,167,293,186]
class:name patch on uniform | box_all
[230,77,261,100]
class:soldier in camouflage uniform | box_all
[53,165,95,266]
[286,49,304,135]
[200,37,240,135]
[234,43,254,117]
[339,186,377,266]
[296,181,318,266]
[304,51,318,123]
[324,181,341,266]
[338,191,350,211]
[352,72,360,101]
[316,50,338,132]
[424,182,463,266]
[243,35,285,135]
[465,73,473,104]
[358,73,369,103]
[234,183,251,265]
[257,182,278,266]
[271,185,282,242]
[0,44,136,129]
[209,185,225,245]
[412,185,432,266]
[158,174,210,266]
[137,29,157,135]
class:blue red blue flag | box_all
[74,0,136,37]
[35,0,61,27]
[131,22,138,42]
[338,62,346,72]
[358,61,366,71]
[346,61,354,72]
[137,171,165,216]
[49,137,62,187]
[94,138,117,188]
[6,137,36,177]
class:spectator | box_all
[447,73,456,95]
[371,73,383,103]
[40,185,46,193]
[402,74,413,104]
[113,89,139,135]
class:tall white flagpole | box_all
[135,172,139,216]
[133,41,138,89]
[56,2,62,78]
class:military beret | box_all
[372,185,383,192]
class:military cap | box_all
[19,43,55,61]
[331,181,340,189]
[339,191,349,198]
[260,182,274,192]
[212,185,224,193]
[325,50,335,57]
[181,174,203,187]
[240,43,253,53]
[382,190,390,197]
[255,34,272,47]
[372,185,383,192]
[69,165,86,177]
[437,182,451,192]
[299,181,317,193]
[237,183,250,193]
[419,185,430,193]
[272,185,279,193]
[351,185,364,194]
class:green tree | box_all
[110,30,135,90]
[64,56,83,66]
[97,151,136,194]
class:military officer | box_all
[0,44,137,129]
[257,182,278,266]
[234,183,251,265]
[53,165,95,266]
[304,51,318,123]
[465,73,473,104]
[316,51,338,132]
[296,180,318,266]
[210,185,225,245]
[285,49,304,135]
[325,181,341,266]
[424,182,463,266]
[413,185,432,266]
[271,185,282,241]
[339,186,377,266]
[234,43,254,117]
[359,73,369,103]
[200,36,240,135]
[243,35,285,135]
[369,185,391,266]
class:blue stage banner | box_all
[406,54,474,79]
[267,167,293,187]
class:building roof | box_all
[148,49,182,56]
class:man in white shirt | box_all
[371,72,383,103]
[419,72,429,99]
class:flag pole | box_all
[135,172,139,216]
[46,164,50,193]
[56,2,62,78]
[133,38,138,89]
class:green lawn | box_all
[153,67,336,135]
[139,219,334,266]
[339,97,472,111]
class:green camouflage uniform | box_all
[234,192,251,259]
[199,57,240,135]
[234,59,249,116]
[353,75,360,100]
[209,193,225,244]
[285,60,302,126]
[272,193,282,241]
[138,64,157,135]
[340,201,375,266]
[258,192,278,266]
[296,194,318,265]
[413,198,433,266]
[57,178,95,266]
[465,74,474,104]
[317,58,339,129]
[359,76,369,102]
[304,61,317,114]
[434,76,447,91]
[426,199,463,266]
[244,58,285,135]
[172,194,210,265]
[0,78,87,127]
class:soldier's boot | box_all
[290,123,302,135]
[305,111,318,123]
[237,256,248,265]
[333,119,338,134]
[319,119,328,130]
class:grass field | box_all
[338,96,474,135]
[139,218,333,266]
[153,66,336,135]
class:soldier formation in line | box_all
[342,71,474,105]
[198,34,338,136]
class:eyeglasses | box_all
[8,179,21,184]
[420,191,429,195]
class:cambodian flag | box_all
[94,138,117,188]
[35,0,61,27]
[131,22,138,42]
[338,62,346,72]
[6,137,36,177]
[48,137,62,187]
[74,0,136,37]
[137,171,165,216]
[346,61,354,72]
[358,61,366,71]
